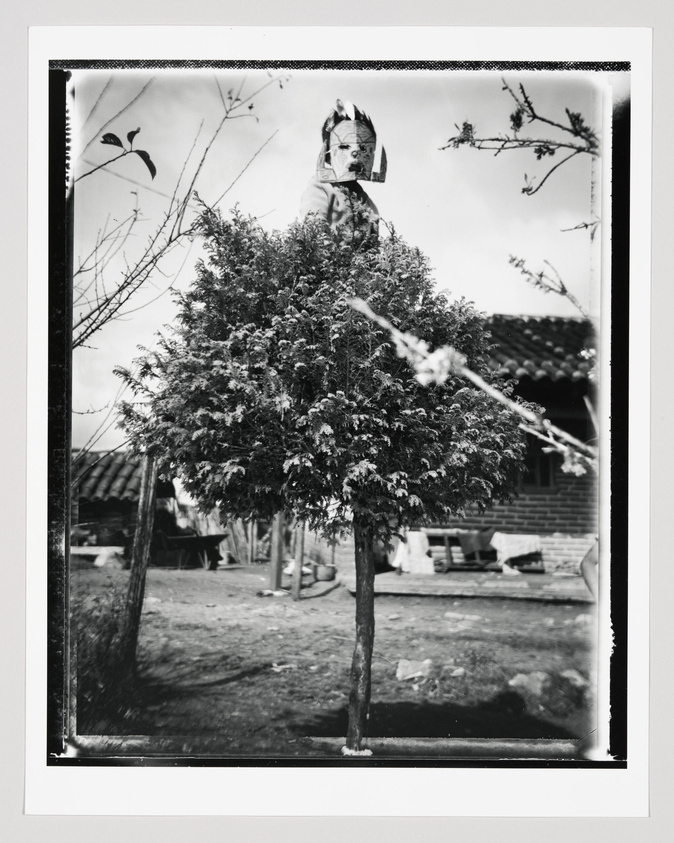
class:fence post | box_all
[292,521,305,601]
[247,519,257,565]
[118,453,158,676]
[269,512,284,590]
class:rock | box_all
[387,614,401,621]
[341,746,373,757]
[560,669,590,688]
[444,611,482,622]
[575,614,594,625]
[449,667,466,678]
[283,562,313,575]
[508,671,550,697]
[396,658,434,681]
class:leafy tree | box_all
[117,208,527,752]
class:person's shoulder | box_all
[300,177,334,217]
[302,176,333,196]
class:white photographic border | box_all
[25,25,651,817]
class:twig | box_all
[80,78,155,157]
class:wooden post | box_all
[247,519,257,565]
[292,521,305,601]
[118,453,158,677]
[269,512,284,590]
[345,516,376,752]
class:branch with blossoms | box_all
[348,297,597,476]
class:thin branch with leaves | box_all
[72,73,290,350]
[441,78,599,196]
[508,256,590,319]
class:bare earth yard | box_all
[71,563,597,758]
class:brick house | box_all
[432,314,598,572]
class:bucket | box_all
[314,564,336,582]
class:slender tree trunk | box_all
[269,512,285,590]
[117,454,157,678]
[247,519,257,565]
[292,521,305,601]
[346,515,376,751]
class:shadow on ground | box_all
[293,691,577,740]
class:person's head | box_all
[316,100,386,183]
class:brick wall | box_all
[300,460,597,576]
[453,462,597,535]
[440,459,597,572]
[539,534,596,572]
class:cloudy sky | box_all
[70,66,628,451]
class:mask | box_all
[316,101,387,183]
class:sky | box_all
[70,66,629,451]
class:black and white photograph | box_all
[25,25,651,818]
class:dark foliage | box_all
[117,210,526,547]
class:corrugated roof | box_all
[485,314,595,384]
[72,451,174,504]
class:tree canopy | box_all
[117,208,527,546]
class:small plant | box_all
[71,583,134,733]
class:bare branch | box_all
[212,131,279,207]
[72,73,288,349]
[75,151,130,183]
[441,78,599,195]
[80,77,155,158]
[508,255,590,319]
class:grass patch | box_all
[71,582,137,734]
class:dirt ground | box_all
[70,562,597,758]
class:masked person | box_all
[301,99,386,242]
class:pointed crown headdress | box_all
[316,99,387,184]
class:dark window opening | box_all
[523,437,556,489]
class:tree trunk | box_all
[117,453,158,678]
[269,512,285,590]
[346,515,376,751]
[292,521,305,601]
[247,519,257,565]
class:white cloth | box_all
[489,532,541,566]
[391,531,435,575]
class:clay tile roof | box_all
[72,451,175,503]
[485,314,595,384]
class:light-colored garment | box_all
[300,177,379,237]
[391,531,435,575]
[489,532,542,566]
